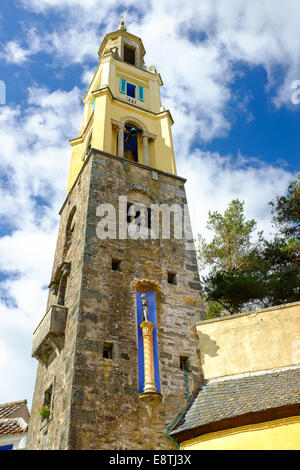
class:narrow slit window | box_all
[147,207,152,229]
[180,356,189,372]
[44,385,52,408]
[41,385,53,421]
[64,206,76,252]
[57,275,67,306]
[168,272,177,285]
[103,343,113,359]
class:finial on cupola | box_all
[118,8,129,31]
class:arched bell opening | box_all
[114,118,146,163]
[124,123,139,162]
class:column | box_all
[142,134,149,166]
[140,321,157,393]
[117,126,124,158]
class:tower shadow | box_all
[197,332,220,366]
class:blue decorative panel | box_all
[138,86,144,101]
[136,289,161,394]
[120,78,126,94]
[0,444,13,450]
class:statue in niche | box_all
[141,293,150,322]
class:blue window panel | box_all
[0,444,13,450]
[91,99,95,113]
[126,82,136,98]
[136,290,161,394]
[138,86,144,101]
[120,78,127,94]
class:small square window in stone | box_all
[168,272,177,285]
[103,343,113,359]
[112,259,121,271]
[180,356,190,372]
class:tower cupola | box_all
[98,28,146,70]
[67,21,176,194]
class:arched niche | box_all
[64,206,77,253]
[127,190,154,229]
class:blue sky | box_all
[0,0,299,408]
[1,1,300,172]
[208,63,300,170]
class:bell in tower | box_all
[27,17,204,450]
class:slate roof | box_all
[0,401,29,437]
[0,418,28,436]
[0,401,27,420]
[171,366,300,437]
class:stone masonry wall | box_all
[68,151,204,450]
[26,157,92,449]
[27,149,205,450]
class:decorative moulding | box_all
[133,279,161,293]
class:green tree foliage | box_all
[198,200,263,315]
[263,175,300,306]
[198,199,261,273]
[270,174,300,262]
[202,269,266,315]
[198,185,300,317]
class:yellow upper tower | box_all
[67,20,177,193]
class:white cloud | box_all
[178,150,296,245]
[6,0,300,141]
[81,68,96,86]
[1,41,32,65]
[20,0,120,11]
[0,86,82,407]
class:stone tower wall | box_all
[27,150,204,450]
[27,157,92,449]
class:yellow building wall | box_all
[196,302,300,380]
[105,95,175,170]
[66,54,176,193]
[181,416,300,450]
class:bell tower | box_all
[67,21,176,194]
[27,20,204,450]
